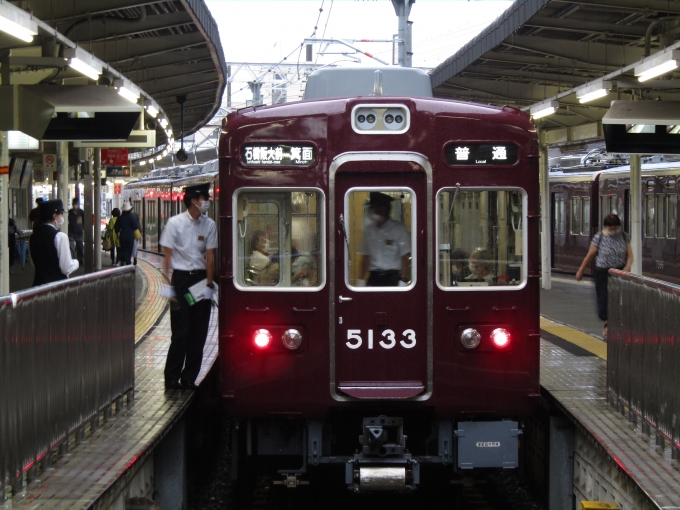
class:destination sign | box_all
[445,144,518,166]
[242,144,316,166]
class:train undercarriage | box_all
[230,414,522,492]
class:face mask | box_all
[604,227,622,237]
[198,200,210,214]
[370,213,382,223]
[55,215,64,227]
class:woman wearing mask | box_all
[29,199,79,286]
[114,202,141,266]
[576,213,633,337]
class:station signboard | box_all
[102,148,129,166]
[106,166,131,177]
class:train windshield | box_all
[344,189,414,289]
[235,190,323,289]
[437,188,525,289]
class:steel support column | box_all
[391,0,414,68]
[94,149,102,271]
[57,141,69,212]
[0,131,9,295]
[83,151,94,273]
[539,136,551,289]
[630,154,642,275]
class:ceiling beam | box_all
[524,15,647,37]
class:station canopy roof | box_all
[429,0,680,140]
[2,0,226,141]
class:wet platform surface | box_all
[540,274,680,509]
[5,251,218,509]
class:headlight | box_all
[281,329,303,350]
[460,328,481,349]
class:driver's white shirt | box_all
[357,219,410,272]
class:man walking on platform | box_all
[68,197,85,265]
[160,183,217,390]
[29,199,79,286]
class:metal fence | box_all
[0,266,136,494]
[607,269,680,456]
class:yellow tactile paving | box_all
[134,259,168,342]
[540,316,607,360]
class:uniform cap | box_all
[39,199,65,221]
[368,192,393,207]
[184,183,211,200]
[122,202,133,212]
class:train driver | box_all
[160,183,217,391]
[357,192,411,287]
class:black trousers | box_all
[594,267,623,322]
[165,270,212,385]
[367,270,400,287]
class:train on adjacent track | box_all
[550,162,679,283]
[212,67,540,491]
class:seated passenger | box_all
[248,230,279,285]
[466,248,495,285]
[291,246,314,286]
[450,248,471,285]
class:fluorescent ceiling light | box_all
[114,79,140,104]
[144,100,159,118]
[0,5,38,43]
[63,47,102,80]
[156,154,163,160]
[166,129,173,137]
[139,160,147,165]
[635,50,680,83]
[530,100,559,120]
[577,81,611,104]
[159,118,168,129]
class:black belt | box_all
[370,270,400,276]
[173,269,206,275]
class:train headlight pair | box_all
[253,328,303,350]
[460,328,510,349]
[352,105,410,134]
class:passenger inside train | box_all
[450,249,471,285]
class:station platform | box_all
[5,251,218,509]
[5,269,677,509]
[539,275,680,509]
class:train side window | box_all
[437,188,525,289]
[345,189,414,289]
[570,197,581,235]
[645,194,655,238]
[581,197,590,235]
[669,195,678,239]
[656,195,666,238]
[234,190,323,290]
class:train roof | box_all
[126,159,218,189]
[302,67,433,100]
[550,161,680,183]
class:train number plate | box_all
[345,329,416,350]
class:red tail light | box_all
[253,329,272,349]
[491,328,510,348]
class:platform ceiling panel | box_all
[21,0,227,137]
[430,0,680,130]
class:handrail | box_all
[607,269,680,454]
[0,266,136,496]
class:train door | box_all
[333,166,428,399]
[551,192,565,267]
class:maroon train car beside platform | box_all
[218,67,540,491]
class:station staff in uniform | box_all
[160,183,217,390]
[357,192,411,287]
[29,199,79,287]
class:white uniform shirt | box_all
[49,224,79,276]
[357,219,411,272]
[159,211,217,271]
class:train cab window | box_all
[645,194,655,238]
[669,195,678,239]
[656,195,666,238]
[437,188,525,289]
[581,198,591,235]
[344,189,414,289]
[600,195,616,229]
[570,197,581,235]
[235,190,323,290]
[553,196,565,235]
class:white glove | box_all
[197,286,214,301]
[356,279,366,287]
[160,284,176,299]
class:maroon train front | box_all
[218,67,540,491]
